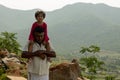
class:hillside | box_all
[0,3,120,54]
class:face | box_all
[36,14,44,22]
[34,32,44,43]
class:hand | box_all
[39,53,46,60]
[34,50,45,54]
[33,50,46,60]
[43,41,47,45]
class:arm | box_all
[21,51,34,58]
[44,41,56,58]
[21,50,46,60]
[44,23,49,42]
[44,51,56,58]
[34,49,56,58]
[28,23,36,40]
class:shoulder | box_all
[31,22,39,29]
[42,22,47,27]
[32,22,38,26]
[23,42,29,51]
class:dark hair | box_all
[32,26,44,43]
[32,26,44,35]
[35,10,46,18]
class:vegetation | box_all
[79,45,105,80]
[0,31,21,54]
[50,44,120,79]
[77,45,120,80]
[0,31,22,79]
[0,31,120,80]
[0,65,10,80]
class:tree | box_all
[80,45,100,54]
[79,45,104,80]
[0,32,21,54]
[80,56,104,73]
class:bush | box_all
[105,75,116,80]
[0,68,5,75]
[86,75,96,80]
[0,74,11,80]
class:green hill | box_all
[0,3,120,54]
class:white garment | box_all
[28,72,49,80]
[23,42,54,80]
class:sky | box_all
[0,0,120,11]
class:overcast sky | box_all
[0,0,120,11]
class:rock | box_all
[7,76,27,80]
[0,49,9,58]
[2,57,20,65]
[1,52,25,76]
[7,53,18,58]
[49,60,84,80]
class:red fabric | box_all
[28,22,49,42]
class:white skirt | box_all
[28,72,49,80]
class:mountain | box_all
[0,5,34,31]
[0,3,120,54]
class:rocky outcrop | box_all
[0,49,26,76]
[49,59,85,80]
[0,49,89,80]
[7,76,27,80]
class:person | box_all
[28,10,51,62]
[28,10,50,53]
[21,27,56,80]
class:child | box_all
[28,10,51,62]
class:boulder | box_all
[49,59,84,80]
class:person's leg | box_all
[45,41,52,62]
[28,40,34,52]
[30,73,49,80]
[40,74,49,80]
[28,72,31,80]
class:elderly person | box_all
[21,26,56,80]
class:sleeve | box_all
[28,23,35,40]
[23,42,29,51]
[44,23,49,42]
[49,41,55,51]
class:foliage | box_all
[0,67,9,80]
[80,56,104,74]
[87,75,96,80]
[80,45,100,54]
[0,74,10,80]
[105,75,116,80]
[79,45,104,80]
[0,31,21,54]
[0,68,5,75]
